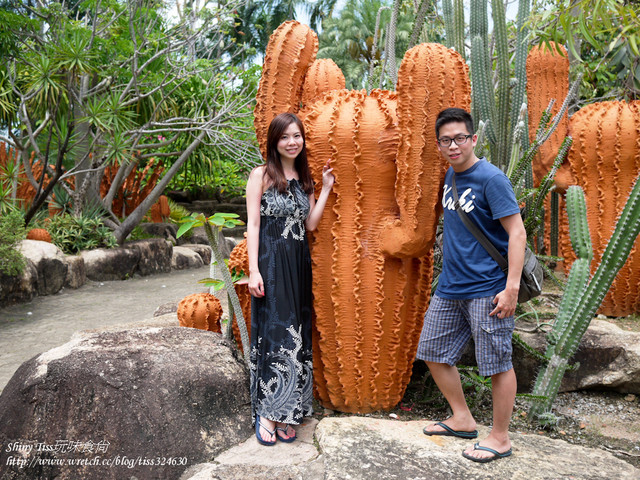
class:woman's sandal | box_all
[276,424,296,443]
[255,415,276,446]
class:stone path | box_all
[181,417,640,479]
[0,266,211,393]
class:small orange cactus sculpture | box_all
[562,100,640,316]
[26,228,52,242]
[255,21,471,412]
[149,195,171,223]
[227,237,251,352]
[177,293,223,333]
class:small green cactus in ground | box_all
[528,176,640,419]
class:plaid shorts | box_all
[416,294,514,377]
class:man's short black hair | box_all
[435,108,475,138]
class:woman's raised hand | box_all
[322,159,335,190]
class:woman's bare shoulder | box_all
[250,165,266,178]
[249,165,272,193]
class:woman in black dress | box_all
[246,112,334,446]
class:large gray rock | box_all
[513,319,640,394]
[63,254,86,289]
[314,417,638,480]
[182,244,213,265]
[172,246,205,270]
[0,327,251,480]
[0,261,38,307]
[457,319,640,395]
[80,246,140,281]
[126,238,173,276]
[17,240,68,296]
[182,416,639,480]
[180,419,323,480]
[137,222,179,244]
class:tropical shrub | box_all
[47,214,117,254]
[0,210,26,276]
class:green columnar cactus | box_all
[509,0,531,153]
[492,0,510,169]
[550,192,560,256]
[469,0,494,144]
[529,176,640,418]
[442,0,465,57]
[442,0,454,49]
[467,0,531,171]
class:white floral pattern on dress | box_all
[260,180,309,241]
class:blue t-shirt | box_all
[436,159,521,299]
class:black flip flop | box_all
[423,421,478,439]
[462,442,512,463]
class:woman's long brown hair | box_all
[264,113,314,194]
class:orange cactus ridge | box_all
[177,293,223,333]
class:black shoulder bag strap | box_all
[451,174,509,274]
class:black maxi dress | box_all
[249,179,313,426]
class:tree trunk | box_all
[113,129,207,244]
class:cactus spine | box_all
[529,177,640,418]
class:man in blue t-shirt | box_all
[417,108,526,463]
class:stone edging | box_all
[0,238,214,308]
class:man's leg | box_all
[462,296,516,460]
[417,295,474,434]
[423,362,476,434]
[463,368,516,459]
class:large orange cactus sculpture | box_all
[526,42,573,259]
[528,44,640,316]
[563,101,640,316]
[526,42,573,191]
[254,21,470,412]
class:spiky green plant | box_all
[177,212,249,361]
[0,210,26,276]
[528,177,640,418]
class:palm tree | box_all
[229,0,340,67]
[317,0,415,90]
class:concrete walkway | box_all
[0,266,211,393]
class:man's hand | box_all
[490,287,518,318]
